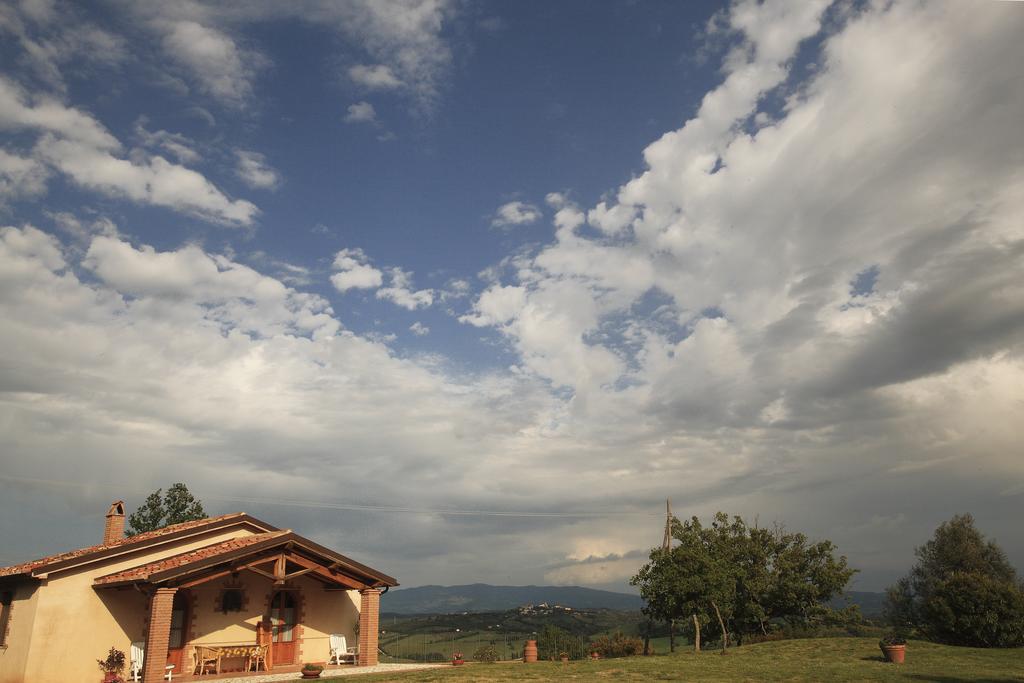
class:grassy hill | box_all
[381,583,643,614]
[353,637,1024,682]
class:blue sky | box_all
[2,0,1023,593]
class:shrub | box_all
[590,631,643,658]
[920,572,1024,647]
[472,644,499,663]
[885,515,1024,647]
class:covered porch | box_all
[93,531,396,682]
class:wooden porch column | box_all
[357,588,380,666]
[142,587,177,682]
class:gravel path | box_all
[206,664,445,682]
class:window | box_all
[0,591,12,647]
[221,588,243,614]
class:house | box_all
[0,501,397,682]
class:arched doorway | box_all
[269,591,298,665]
[167,590,190,672]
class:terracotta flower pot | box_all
[301,669,323,678]
[881,644,906,664]
[560,655,569,663]
[452,659,465,666]
[524,639,538,663]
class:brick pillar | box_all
[357,588,380,666]
[142,587,176,682]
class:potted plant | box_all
[301,663,324,679]
[97,647,126,683]
[879,634,907,664]
[452,651,465,666]
[559,651,569,663]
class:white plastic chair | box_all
[329,634,357,665]
[129,641,174,681]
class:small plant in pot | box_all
[879,634,907,664]
[97,647,126,683]
[559,651,570,663]
[452,651,465,666]
[301,663,324,679]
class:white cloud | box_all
[0,149,48,202]
[460,285,526,327]
[348,64,403,90]
[234,150,281,191]
[126,0,458,112]
[544,557,642,587]
[0,75,118,149]
[159,20,261,106]
[46,211,118,241]
[36,136,258,226]
[0,76,258,225]
[134,119,201,165]
[330,248,384,292]
[0,2,125,93]
[331,0,455,110]
[344,101,377,124]
[376,267,434,310]
[329,248,434,308]
[491,200,542,228]
[409,321,430,336]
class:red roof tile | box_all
[93,531,288,585]
[0,512,258,578]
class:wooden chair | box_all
[192,645,222,676]
[247,644,268,672]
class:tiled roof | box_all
[0,513,253,578]
[93,531,289,585]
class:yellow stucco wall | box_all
[0,523,368,683]
[0,581,40,683]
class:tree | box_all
[885,514,1024,647]
[125,483,207,536]
[632,512,855,650]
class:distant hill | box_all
[381,583,886,619]
[830,591,887,619]
[381,583,644,614]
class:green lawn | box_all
[349,637,1024,682]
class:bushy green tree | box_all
[126,483,207,536]
[631,512,855,650]
[885,514,1024,647]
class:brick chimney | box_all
[104,500,126,545]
